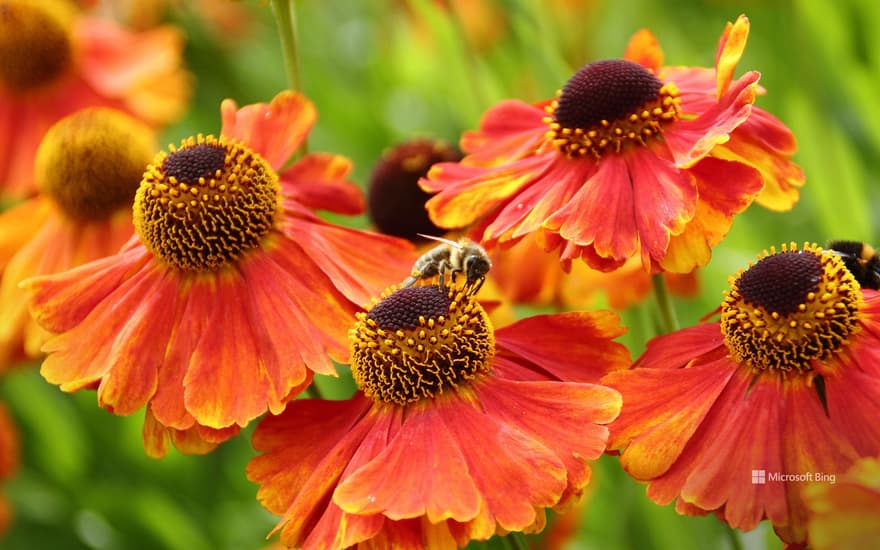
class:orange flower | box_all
[22,91,417,457]
[603,242,880,545]
[491,235,698,310]
[0,0,190,200]
[422,15,802,273]
[0,107,154,370]
[248,281,629,549]
[804,457,880,550]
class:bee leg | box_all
[402,276,417,287]
[437,260,451,288]
[470,277,486,295]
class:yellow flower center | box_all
[720,242,863,374]
[349,283,495,405]
[0,0,76,93]
[34,108,155,220]
[544,59,680,159]
[133,134,280,272]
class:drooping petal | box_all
[182,272,285,428]
[633,322,726,370]
[476,377,622,503]
[493,311,630,383]
[458,100,547,164]
[546,153,639,264]
[604,356,736,480]
[423,155,550,230]
[21,238,149,333]
[279,153,363,216]
[334,399,482,523]
[283,217,416,307]
[659,157,763,273]
[220,91,316,171]
[628,143,697,266]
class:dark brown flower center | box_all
[350,283,495,405]
[35,108,156,220]
[133,135,280,272]
[367,139,459,241]
[0,0,74,93]
[720,242,862,374]
[544,59,680,159]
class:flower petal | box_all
[220,91,316,171]
[714,15,750,98]
[459,100,547,164]
[334,400,482,523]
[280,153,363,215]
[663,71,759,168]
[659,157,763,273]
[182,274,278,428]
[604,356,735,480]
[624,29,663,72]
[494,311,630,383]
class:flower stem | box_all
[269,0,308,157]
[723,524,744,550]
[270,0,303,93]
[506,532,530,550]
[652,273,679,334]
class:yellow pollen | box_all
[720,242,863,375]
[133,134,280,272]
[349,283,495,405]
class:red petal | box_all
[494,311,630,383]
[547,153,638,262]
[220,91,316,171]
[634,323,727,370]
[182,275,279,428]
[22,241,150,333]
[824,344,880,457]
[664,71,759,168]
[279,153,363,215]
[459,100,547,163]
[334,401,482,523]
[284,218,416,307]
[604,357,735,480]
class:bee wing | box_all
[416,233,463,249]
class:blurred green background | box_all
[1,0,877,548]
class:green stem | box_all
[507,532,530,550]
[301,381,325,400]
[652,273,679,334]
[723,524,744,550]
[270,0,303,93]
[269,0,308,157]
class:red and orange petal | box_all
[0,198,133,369]
[248,314,628,549]
[0,14,189,199]
[803,457,880,550]
[250,384,620,549]
[22,233,368,454]
[603,303,880,544]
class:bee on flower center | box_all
[827,240,880,290]
[402,234,491,295]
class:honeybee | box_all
[827,240,880,290]
[403,234,492,294]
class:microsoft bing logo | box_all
[751,469,766,484]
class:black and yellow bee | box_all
[827,240,880,290]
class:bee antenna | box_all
[416,233,462,248]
